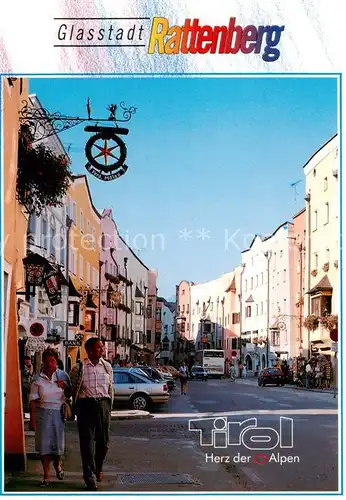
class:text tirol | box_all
[148,17,285,62]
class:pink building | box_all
[290,208,306,358]
[175,280,194,365]
[146,270,158,360]
[224,266,242,371]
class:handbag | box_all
[57,371,75,422]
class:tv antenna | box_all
[290,179,303,204]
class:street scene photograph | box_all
[3,75,339,493]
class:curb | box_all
[111,410,153,421]
[236,379,336,394]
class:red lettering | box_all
[240,25,258,54]
[196,26,213,54]
[225,17,243,54]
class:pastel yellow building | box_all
[66,175,102,365]
[3,77,29,471]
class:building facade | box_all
[157,300,176,364]
[303,134,339,358]
[175,280,194,365]
[224,265,242,374]
[4,77,29,472]
[66,175,102,365]
[241,222,294,373]
[290,208,306,358]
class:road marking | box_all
[152,408,337,419]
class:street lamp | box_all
[264,250,272,367]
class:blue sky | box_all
[30,76,337,299]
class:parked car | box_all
[136,366,176,392]
[258,368,285,387]
[113,368,169,410]
[191,365,208,381]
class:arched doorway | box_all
[262,354,266,369]
[245,354,253,371]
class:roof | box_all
[225,276,236,293]
[241,221,293,253]
[307,275,333,295]
[135,286,145,299]
[292,207,306,219]
[72,175,102,219]
[302,134,338,170]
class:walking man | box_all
[179,361,188,395]
[70,337,114,491]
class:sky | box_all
[30,76,338,299]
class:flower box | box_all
[303,314,319,331]
[323,262,330,272]
[311,269,318,277]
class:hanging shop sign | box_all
[84,125,129,181]
[63,333,84,347]
[29,320,47,338]
[46,329,61,343]
[44,267,62,306]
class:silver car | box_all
[113,368,169,411]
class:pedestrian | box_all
[29,348,71,487]
[242,365,247,378]
[179,361,188,395]
[21,355,33,414]
[305,361,312,389]
[70,337,114,491]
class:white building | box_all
[190,273,235,351]
[241,221,295,373]
[303,134,339,357]
[158,300,175,364]
[18,95,69,364]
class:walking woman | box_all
[179,361,189,395]
[30,348,71,487]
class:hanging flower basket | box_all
[17,125,71,216]
[325,314,338,332]
[311,269,318,277]
[319,316,329,329]
[323,262,330,272]
[303,314,319,331]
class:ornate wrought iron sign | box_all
[19,99,137,182]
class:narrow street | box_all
[6,378,338,493]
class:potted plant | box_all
[17,125,71,216]
[319,316,329,329]
[323,262,330,272]
[303,314,319,331]
[326,314,338,332]
[311,269,318,277]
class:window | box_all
[92,269,99,288]
[68,302,79,326]
[261,302,264,315]
[210,302,213,311]
[324,202,330,225]
[256,304,259,316]
[27,215,36,243]
[114,372,131,384]
[326,248,330,263]
[311,295,332,316]
[250,277,253,289]
[60,229,65,267]
[182,305,185,314]
[256,275,258,287]
[87,219,91,237]
[92,228,96,248]
[192,324,194,333]
[66,197,70,216]
[41,217,48,249]
[187,322,190,332]
[182,289,185,295]
[245,306,251,318]
[147,304,152,318]
[136,301,143,315]
[80,210,84,233]
[72,201,77,223]
[71,250,77,275]
[313,210,318,231]
[283,269,286,282]
[232,313,240,324]
[79,256,84,280]
[50,219,57,258]
[261,272,264,285]
[324,177,328,191]
[101,233,106,250]
[87,263,91,285]
[156,308,162,321]
[147,331,152,343]
[187,304,190,314]
[314,252,318,269]
[283,299,287,314]
[85,311,96,332]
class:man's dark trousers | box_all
[76,398,111,485]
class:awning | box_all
[69,277,81,297]
[225,277,236,293]
[245,295,254,303]
[307,275,333,295]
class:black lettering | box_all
[87,28,94,41]
[76,28,84,41]
[98,28,105,41]
[58,24,67,41]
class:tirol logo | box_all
[189,417,299,466]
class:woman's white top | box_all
[30,369,70,410]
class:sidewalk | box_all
[5,419,249,492]
[235,377,337,394]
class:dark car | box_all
[138,366,176,392]
[191,365,208,381]
[258,368,285,387]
